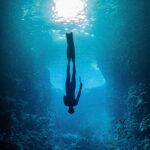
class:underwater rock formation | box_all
[0,2,54,150]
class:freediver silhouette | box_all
[64,32,83,114]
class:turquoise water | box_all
[0,0,150,149]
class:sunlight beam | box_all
[52,0,87,23]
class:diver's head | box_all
[68,106,74,114]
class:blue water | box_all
[0,0,150,150]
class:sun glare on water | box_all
[52,0,87,23]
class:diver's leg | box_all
[70,34,75,63]
[66,32,75,62]
[66,33,72,62]
[71,45,75,63]
[67,47,71,62]
[65,61,70,94]
[71,60,76,91]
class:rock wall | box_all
[97,0,150,149]
[0,1,54,149]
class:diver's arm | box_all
[74,79,83,106]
